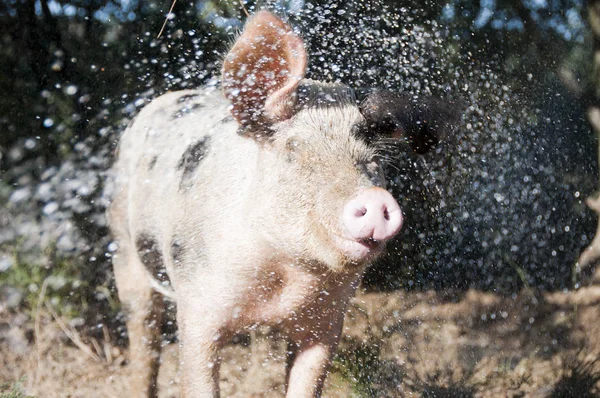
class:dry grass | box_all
[2,285,600,397]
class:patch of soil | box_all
[2,286,600,397]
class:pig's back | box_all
[116,87,233,177]
[111,87,253,251]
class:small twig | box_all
[578,195,600,269]
[506,257,538,304]
[102,324,113,364]
[239,0,250,17]
[34,279,49,383]
[250,330,259,369]
[90,337,104,359]
[157,0,177,39]
[44,301,103,362]
[587,196,600,214]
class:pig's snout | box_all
[343,187,402,243]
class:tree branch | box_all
[579,2,600,271]
[578,196,600,268]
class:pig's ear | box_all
[359,91,461,154]
[222,11,307,131]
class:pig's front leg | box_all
[285,305,347,397]
[285,273,361,397]
[286,339,339,398]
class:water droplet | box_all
[65,85,78,95]
[107,242,118,252]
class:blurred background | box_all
[0,0,597,352]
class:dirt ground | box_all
[2,284,600,397]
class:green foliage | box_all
[0,243,101,319]
[332,328,485,397]
[332,339,387,397]
[0,378,34,398]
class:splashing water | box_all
[0,0,594,297]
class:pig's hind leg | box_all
[114,241,165,397]
[110,206,165,397]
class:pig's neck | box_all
[234,251,363,330]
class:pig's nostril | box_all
[383,208,390,221]
[359,237,380,248]
[354,207,367,217]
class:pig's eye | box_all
[353,120,392,143]
[361,161,386,187]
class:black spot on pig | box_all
[220,115,234,124]
[178,94,200,103]
[172,94,204,119]
[177,137,210,190]
[148,155,159,170]
[170,234,206,281]
[120,301,131,320]
[236,124,276,140]
[136,233,171,285]
[171,237,185,267]
[173,103,204,119]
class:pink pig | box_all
[108,10,449,397]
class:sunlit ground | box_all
[3,284,600,397]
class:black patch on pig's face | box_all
[136,233,171,285]
[406,121,438,154]
[148,155,159,170]
[284,137,304,163]
[177,137,210,191]
[352,120,393,144]
[359,90,460,154]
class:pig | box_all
[108,10,454,398]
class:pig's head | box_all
[222,11,452,272]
